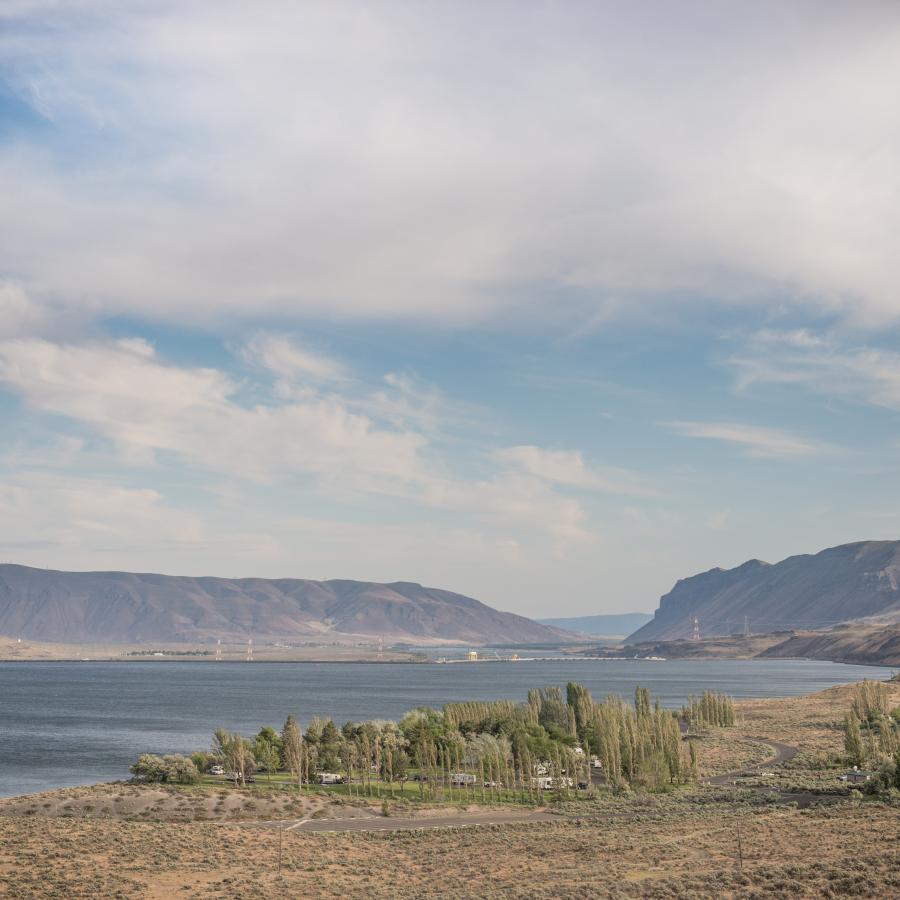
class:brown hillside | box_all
[0,565,569,646]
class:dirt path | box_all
[706,738,797,785]
[238,807,557,833]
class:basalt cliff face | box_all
[628,541,900,642]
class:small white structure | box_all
[841,766,871,785]
[467,650,479,662]
[449,772,476,786]
[532,776,574,790]
[591,756,603,770]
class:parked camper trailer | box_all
[317,772,344,785]
[533,776,575,790]
[449,772,476,786]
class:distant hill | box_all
[538,612,652,637]
[629,541,900,642]
[0,564,570,646]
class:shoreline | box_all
[0,653,894,668]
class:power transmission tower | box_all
[743,616,750,638]
[377,635,384,662]
[215,638,222,662]
[246,638,253,662]
[692,615,701,641]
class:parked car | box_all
[482,780,503,788]
[209,765,225,776]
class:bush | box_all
[130,753,200,784]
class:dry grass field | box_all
[1,797,898,898]
[1,680,899,898]
[0,783,380,824]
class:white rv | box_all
[449,772,476,786]
[532,776,574,790]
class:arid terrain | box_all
[0,564,572,646]
[585,621,900,667]
[1,680,898,898]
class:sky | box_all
[2,1,900,618]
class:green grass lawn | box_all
[190,770,594,806]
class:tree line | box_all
[130,681,739,795]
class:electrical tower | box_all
[215,638,222,662]
[246,638,253,662]
[743,616,750,638]
[692,615,701,641]
[377,635,384,662]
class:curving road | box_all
[705,738,797,786]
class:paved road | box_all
[706,738,798,786]
[245,808,557,834]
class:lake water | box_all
[0,658,892,798]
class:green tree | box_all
[281,715,304,788]
[213,728,256,785]
[255,733,281,782]
[844,712,863,767]
[130,753,200,784]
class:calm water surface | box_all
[0,658,892,798]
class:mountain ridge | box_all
[628,540,900,642]
[0,564,570,646]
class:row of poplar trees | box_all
[206,681,743,796]
[844,679,900,768]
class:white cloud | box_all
[1,4,900,327]
[0,336,426,486]
[664,421,826,459]
[0,333,610,545]
[244,333,346,383]
[732,331,900,412]
[494,445,652,497]
[0,470,281,570]
[0,282,45,338]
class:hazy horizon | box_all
[3,3,900,618]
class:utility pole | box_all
[692,615,700,641]
[743,616,750,638]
